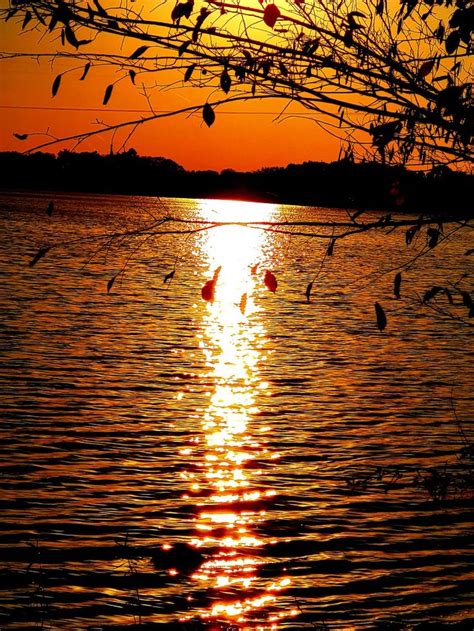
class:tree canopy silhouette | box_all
[2,0,473,165]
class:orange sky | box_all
[0,9,340,171]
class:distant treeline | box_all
[1,149,472,213]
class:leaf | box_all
[184,64,196,82]
[129,69,136,84]
[417,59,435,79]
[171,0,194,23]
[445,30,461,54]
[444,288,454,305]
[239,292,247,314]
[22,10,32,29]
[164,270,175,284]
[405,225,417,245]
[65,24,79,48]
[80,62,91,81]
[374,302,387,331]
[29,245,51,267]
[14,133,29,140]
[427,227,440,248]
[201,279,215,302]
[279,61,288,76]
[306,281,313,303]
[251,263,259,275]
[394,272,402,299]
[103,84,113,105]
[327,238,335,256]
[46,201,54,217]
[461,291,473,309]
[263,3,280,28]
[203,103,215,127]
[107,274,118,294]
[220,69,231,94]
[52,74,62,97]
[130,45,149,59]
[422,286,443,303]
[464,248,474,256]
[178,40,191,56]
[264,270,277,293]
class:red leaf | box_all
[263,4,280,28]
[201,279,216,302]
[264,270,277,293]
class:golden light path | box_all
[180,200,298,629]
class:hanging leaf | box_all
[251,263,259,275]
[327,238,335,256]
[130,45,148,59]
[417,59,435,79]
[239,292,247,314]
[201,279,216,302]
[220,69,231,94]
[263,3,280,28]
[279,61,288,76]
[46,201,54,217]
[65,24,79,48]
[14,133,29,140]
[129,69,136,84]
[103,84,114,105]
[405,225,417,245]
[306,281,313,303]
[394,272,402,299]
[80,62,91,81]
[427,227,440,248]
[203,103,215,127]
[264,270,277,293]
[171,0,194,23]
[374,302,387,331]
[29,245,51,267]
[445,30,461,54]
[164,270,175,284]
[52,74,62,97]
[107,274,118,294]
[184,64,196,82]
[461,291,473,309]
[22,10,32,29]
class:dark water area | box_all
[0,192,473,630]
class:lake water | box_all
[0,192,473,630]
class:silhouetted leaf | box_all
[445,30,461,54]
[394,272,402,299]
[327,238,335,256]
[129,69,136,84]
[263,4,280,28]
[444,288,454,305]
[239,292,247,314]
[192,7,210,42]
[464,248,474,256]
[171,0,194,23]
[417,59,435,79]
[52,74,62,97]
[427,227,440,248]
[220,69,231,93]
[461,291,473,309]
[65,24,79,48]
[264,270,277,293]
[130,45,149,59]
[203,103,215,127]
[29,245,51,267]
[405,225,417,245]
[184,64,196,82]
[306,281,313,303]
[375,302,387,331]
[178,40,191,56]
[107,274,118,294]
[279,61,288,76]
[14,133,29,140]
[103,84,113,105]
[46,201,54,217]
[376,0,384,15]
[80,62,91,81]
[422,286,443,303]
[22,10,32,29]
[164,270,175,284]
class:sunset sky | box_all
[0,9,340,172]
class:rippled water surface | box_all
[0,192,473,630]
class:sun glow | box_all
[178,199,294,627]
